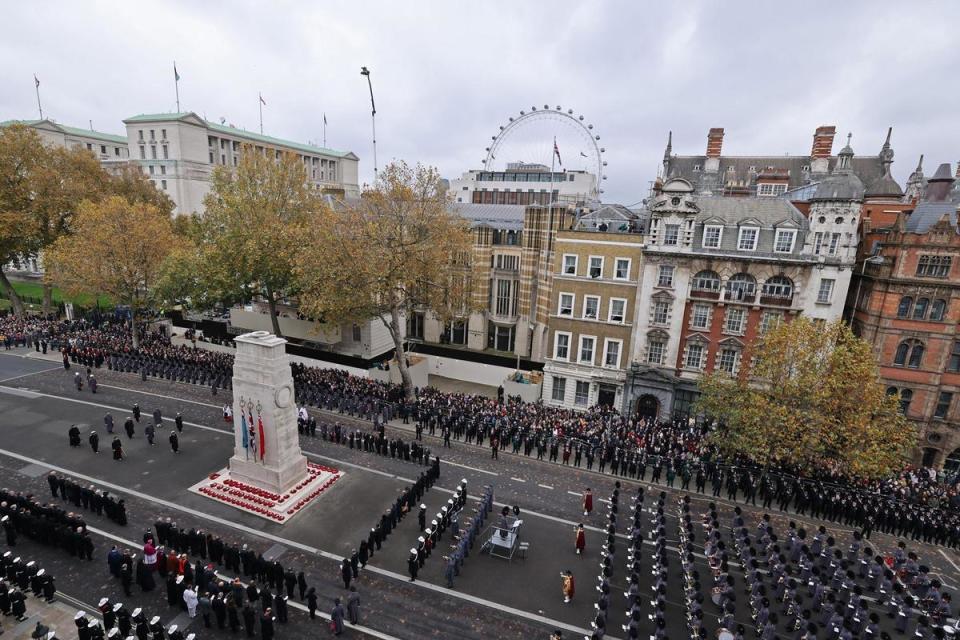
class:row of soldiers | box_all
[46,472,127,527]
[0,488,95,560]
[77,605,195,640]
[408,479,471,583]
[441,484,492,588]
[0,553,57,616]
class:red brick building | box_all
[848,163,960,469]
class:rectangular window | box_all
[663,224,680,246]
[562,254,578,275]
[579,336,595,365]
[816,278,835,304]
[614,258,630,280]
[209,151,214,163]
[352,324,362,342]
[685,343,704,370]
[138,130,144,141]
[702,225,722,248]
[737,227,759,251]
[150,145,157,160]
[554,332,571,360]
[140,146,146,160]
[588,256,603,278]
[551,377,566,402]
[916,255,953,278]
[935,392,953,419]
[160,180,167,190]
[161,129,167,140]
[813,231,824,255]
[162,145,169,160]
[717,348,739,374]
[657,264,674,288]
[495,280,513,316]
[757,183,787,197]
[583,296,600,320]
[149,129,155,141]
[724,307,745,334]
[100,144,106,154]
[949,341,960,372]
[608,298,626,323]
[558,293,574,316]
[160,165,166,175]
[148,165,155,175]
[760,311,782,334]
[114,147,120,156]
[774,229,797,253]
[604,339,622,368]
[653,301,670,325]
[574,381,590,407]
[647,340,665,365]
[691,304,710,330]
[827,232,841,255]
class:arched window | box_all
[894,339,925,368]
[725,273,756,301]
[761,275,794,298]
[909,343,925,368]
[898,389,913,414]
[930,299,947,322]
[913,297,929,320]
[894,342,910,365]
[691,270,721,292]
[896,296,913,318]
[945,447,960,474]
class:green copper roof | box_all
[123,111,353,158]
[0,119,128,145]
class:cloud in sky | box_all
[1,0,958,203]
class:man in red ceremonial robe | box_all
[583,488,593,517]
[575,524,585,555]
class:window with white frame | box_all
[554,332,571,360]
[717,348,740,374]
[757,183,787,197]
[558,293,574,316]
[574,381,590,407]
[737,227,759,251]
[562,254,578,275]
[653,300,670,325]
[604,339,622,368]
[614,258,630,280]
[759,311,782,334]
[588,256,603,278]
[663,224,680,246]
[702,225,723,248]
[657,264,675,288]
[816,278,835,304]
[551,376,566,402]
[579,336,596,364]
[813,231,824,255]
[583,296,600,319]
[646,339,665,365]
[773,229,797,253]
[691,304,711,330]
[827,232,841,255]
[724,307,746,334]
[685,342,705,370]
[608,298,626,323]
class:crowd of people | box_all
[6,315,960,550]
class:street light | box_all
[360,66,377,179]
[852,254,885,317]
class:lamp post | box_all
[852,255,885,318]
[360,66,377,179]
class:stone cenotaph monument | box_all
[190,331,341,523]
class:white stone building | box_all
[122,112,360,215]
[449,163,596,206]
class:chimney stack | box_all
[811,125,837,159]
[706,128,724,158]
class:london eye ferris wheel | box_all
[482,105,607,198]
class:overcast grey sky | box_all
[2,1,958,203]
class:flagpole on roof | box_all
[259,93,265,135]
[323,113,327,148]
[173,62,180,112]
[33,74,43,119]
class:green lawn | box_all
[6,279,113,308]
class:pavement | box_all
[2,346,960,639]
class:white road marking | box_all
[567,491,582,497]
[0,446,596,638]
[97,383,224,408]
[537,483,554,490]
[442,459,499,476]
[510,477,525,483]
[0,386,43,399]
[939,548,960,574]
[0,366,62,384]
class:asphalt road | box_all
[1,348,959,640]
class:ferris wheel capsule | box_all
[579,115,584,121]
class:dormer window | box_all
[692,164,701,172]
[757,183,787,197]
[773,229,797,253]
[737,226,759,251]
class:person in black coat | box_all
[273,593,287,624]
[241,604,256,637]
[306,587,317,619]
[89,431,100,454]
[112,437,124,460]
[340,558,351,589]
[296,571,308,600]
[259,609,275,640]
[169,431,179,454]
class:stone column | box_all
[228,331,307,493]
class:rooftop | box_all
[451,202,526,230]
[123,112,356,159]
[0,119,128,145]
